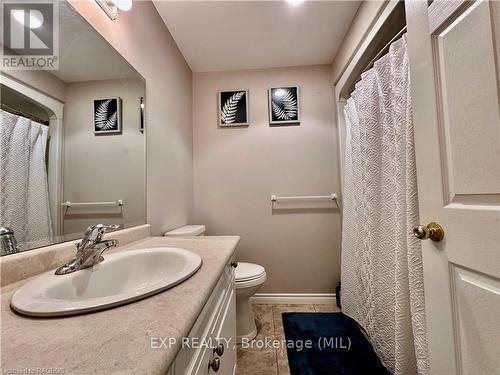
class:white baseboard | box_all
[250,293,336,305]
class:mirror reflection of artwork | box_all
[218,90,249,127]
[94,97,121,134]
[268,86,300,125]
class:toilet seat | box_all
[236,262,265,281]
[235,273,267,289]
[235,262,266,289]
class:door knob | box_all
[413,222,444,242]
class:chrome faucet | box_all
[0,227,18,256]
[55,224,120,275]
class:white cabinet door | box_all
[214,289,236,375]
[405,1,500,374]
[189,290,236,375]
[168,260,236,375]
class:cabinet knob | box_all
[231,262,238,268]
[208,357,220,372]
[213,343,224,356]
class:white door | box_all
[405,0,500,374]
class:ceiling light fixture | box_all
[95,0,132,20]
[112,0,132,11]
[287,0,306,7]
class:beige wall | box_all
[330,0,386,85]
[69,0,193,235]
[63,78,145,234]
[493,2,500,73]
[193,65,341,293]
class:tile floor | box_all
[236,304,341,375]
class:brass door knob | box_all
[208,357,220,372]
[413,222,444,242]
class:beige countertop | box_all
[0,236,240,375]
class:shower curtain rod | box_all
[347,25,407,96]
[361,25,407,75]
[1,103,50,125]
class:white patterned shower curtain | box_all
[341,35,429,375]
[1,109,53,247]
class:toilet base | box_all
[236,326,257,344]
[235,268,266,344]
[236,283,265,343]
[236,296,258,343]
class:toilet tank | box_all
[163,225,206,237]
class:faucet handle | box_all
[78,224,120,251]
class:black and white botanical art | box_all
[219,90,249,126]
[268,86,300,125]
[94,97,121,134]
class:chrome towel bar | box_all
[271,194,339,208]
[61,200,124,207]
[270,194,337,202]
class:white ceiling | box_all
[54,2,140,83]
[153,1,361,72]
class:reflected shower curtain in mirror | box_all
[1,110,53,248]
[341,35,429,375]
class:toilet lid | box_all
[164,225,205,236]
[236,262,266,282]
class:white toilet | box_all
[164,225,267,343]
[234,262,266,343]
[163,225,206,237]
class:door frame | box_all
[333,0,402,200]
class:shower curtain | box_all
[1,109,53,247]
[341,35,429,375]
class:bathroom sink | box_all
[10,247,202,317]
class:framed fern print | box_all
[218,90,249,127]
[268,86,300,125]
[93,97,122,134]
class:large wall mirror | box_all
[0,2,146,255]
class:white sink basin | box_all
[10,247,202,317]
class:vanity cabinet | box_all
[168,258,237,375]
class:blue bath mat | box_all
[282,312,391,375]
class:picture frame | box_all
[218,89,249,127]
[93,97,122,134]
[268,86,300,125]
